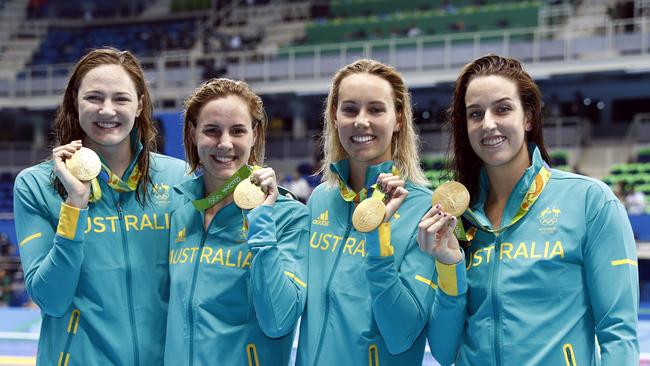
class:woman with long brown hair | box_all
[13,47,188,365]
[419,54,638,365]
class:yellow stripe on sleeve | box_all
[19,232,42,247]
[415,275,438,290]
[57,203,81,240]
[284,271,307,288]
[436,260,460,296]
[611,259,638,267]
[378,222,394,257]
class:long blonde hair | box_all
[320,59,428,186]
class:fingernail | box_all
[437,212,442,216]
[443,213,448,217]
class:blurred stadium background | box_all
[1,0,650,364]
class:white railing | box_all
[0,16,649,106]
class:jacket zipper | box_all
[187,221,209,366]
[491,232,502,366]
[313,203,353,365]
[117,198,140,366]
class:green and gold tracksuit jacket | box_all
[453,144,639,366]
[296,160,467,366]
[13,151,188,366]
[164,175,309,366]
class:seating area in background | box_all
[297,0,540,46]
[171,0,212,12]
[602,148,650,195]
[0,172,14,213]
[27,0,150,19]
[27,18,200,66]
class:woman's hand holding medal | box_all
[53,140,100,208]
[352,172,408,232]
[233,167,278,209]
[417,182,469,264]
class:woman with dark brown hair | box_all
[13,47,188,365]
[419,54,638,365]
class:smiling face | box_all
[334,72,400,169]
[190,95,257,193]
[77,64,142,153]
[465,75,531,173]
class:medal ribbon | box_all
[337,166,398,203]
[88,163,143,203]
[464,163,551,234]
[192,165,253,211]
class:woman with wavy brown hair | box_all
[419,54,638,365]
[13,47,188,365]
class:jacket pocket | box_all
[368,344,379,366]
[246,343,259,366]
[563,343,577,366]
[58,309,80,366]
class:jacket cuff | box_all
[435,256,468,297]
[365,222,394,257]
[57,203,88,241]
[246,204,277,248]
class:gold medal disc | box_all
[431,181,470,217]
[233,178,266,209]
[352,197,386,233]
[65,147,101,181]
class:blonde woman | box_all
[296,59,466,365]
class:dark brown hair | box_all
[448,54,551,204]
[53,47,157,204]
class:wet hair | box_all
[447,54,551,204]
[183,78,267,173]
[53,47,157,204]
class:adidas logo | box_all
[175,228,186,243]
[312,210,329,226]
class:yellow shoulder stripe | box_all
[284,271,307,288]
[415,275,437,290]
[611,259,637,267]
[19,232,42,247]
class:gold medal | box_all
[233,178,266,209]
[431,181,470,217]
[352,197,386,232]
[65,147,101,181]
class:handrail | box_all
[0,16,649,105]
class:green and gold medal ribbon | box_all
[337,166,399,203]
[192,165,253,211]
[464,163,551,234]
[88,163,143,203]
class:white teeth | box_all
[482,136,506,146]
[214,156,235,163]
[351,135,375,143]
[96,121,119,129]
